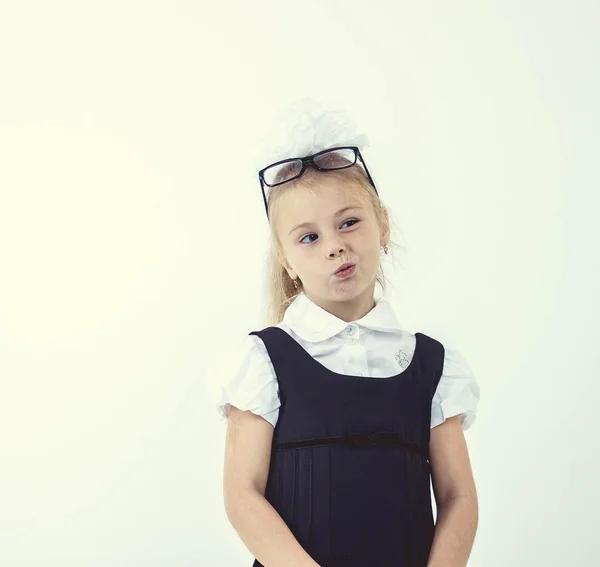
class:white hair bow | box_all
[254,97,370,170]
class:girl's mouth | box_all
[335,264,355,278]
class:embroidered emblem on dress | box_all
[395,349,410,368]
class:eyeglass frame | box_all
[257,146,378,220]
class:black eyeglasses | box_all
[257,146,378,219]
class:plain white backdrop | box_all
[1,1,598,565]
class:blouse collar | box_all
[282,292,403,342]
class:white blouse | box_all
[205,292,480,431]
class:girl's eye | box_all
[299,219,359,244]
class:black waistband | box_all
[276,432,430,461]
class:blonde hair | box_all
[263,161,404,327]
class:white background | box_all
[1,1,598,565]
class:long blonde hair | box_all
[262,163,404,327]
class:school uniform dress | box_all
[206,292,479,567]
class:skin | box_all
[275,176,391,324]
[427,414,478,567]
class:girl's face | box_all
[276,177,389,307]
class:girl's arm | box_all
[427,415,479,567]
[223,406,320,567]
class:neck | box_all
[304,282,377,323]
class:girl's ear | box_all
[380,208,391,247]
[275,248,287,268]
[277,250,297,280]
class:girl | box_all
[207,105,480,567]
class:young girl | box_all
[207,105,480,567]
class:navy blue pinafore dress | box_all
[249,326,445,567]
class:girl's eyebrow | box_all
[288,206,362,236]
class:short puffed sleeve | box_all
[204,334,281,428]
[431,347,480,430]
